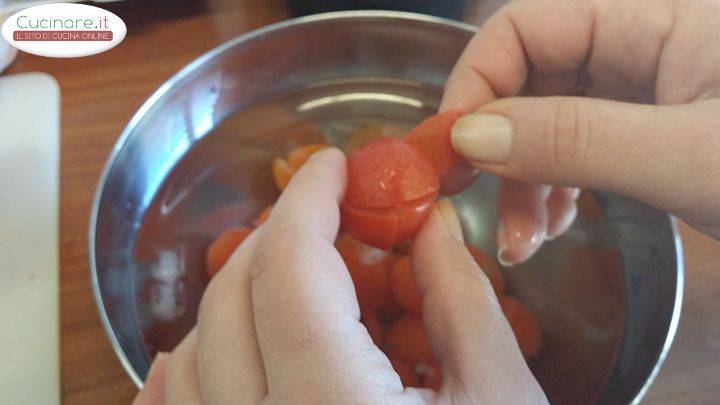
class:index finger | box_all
[250,148,403,401]
[441,0,595,112]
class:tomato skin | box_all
[404,111,463,176]
[498,295,543,358]
[344,137,439,208]
[206,227,252,277]
[341,137,439,249]
[340,205,399,250]
[466,244,505,295]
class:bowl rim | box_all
[88,9,477,389]
[88,9,683,404]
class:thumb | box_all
[412,199,547,403]
[450,96,720,227]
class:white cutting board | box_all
[0,72,60,404]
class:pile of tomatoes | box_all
[204,112,542,390]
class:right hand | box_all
[442,0,720,264]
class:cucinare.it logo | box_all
[1,3,126,58]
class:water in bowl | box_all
[133,77,624,404]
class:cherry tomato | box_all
[498,295,543,359]
[466,244,505,295]
[389,357,420,387]
[272,143,327,191]
[336,234,390,312]
[341,137,439,249]
[390,256,422,314]
[384,314,436,366]
[206,227,252,277]
[404,111,463,176]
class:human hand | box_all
[442,0,720,265]
[133,148,547,404]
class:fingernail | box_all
[451,113,513,163]
[435,198,464,241]
[569,187,581,200]
[497,223,514,267]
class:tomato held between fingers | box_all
[341,137,440,249]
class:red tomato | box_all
[341,137,440,249]
[404,111,463,176]
[206,227,252,277]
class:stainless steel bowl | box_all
[90,11,682,404]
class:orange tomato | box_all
[272,143,327,191]
[287,143,327,168]
[206,227,252,277]
[390,256,422,314]
[336,234,390,312]
[384,314,436,366]
[498,295,543,359]
[466,244,505,295]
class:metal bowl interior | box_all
[90,11,682,404]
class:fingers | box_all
[451,97,720,234]
[412,201,547,403]
[164,329,202,405]
[249,148,402,401]
[132,353,168,405]
[196,230,266,405]
[497,180,551,266]
[440,0,596,112]
[546,187,580,239]
[441,0,679,111]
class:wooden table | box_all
[6,0,719,403]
